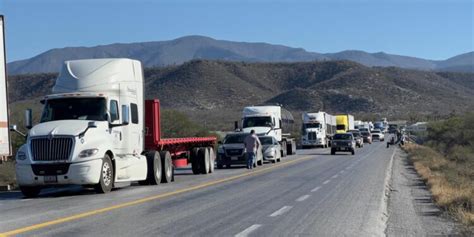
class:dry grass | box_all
[404,143,474,226]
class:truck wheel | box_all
[144,150,162,185]
[160,151,173,183]
[95,154,114,193]
[331,149,335,155]
[208,147,215,173]
[217,163,223,169]
[287,142,293,156]
[20,186,41,198]
[199,147,210,174]
[351,149,355,155]
[191,147,201,175]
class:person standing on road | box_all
[244,130,261,169]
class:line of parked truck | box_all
[9,57,394,197]
[9,58,301,197]
[300,111,392,155]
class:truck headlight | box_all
[79,148,99,158]
[17,151,26,160]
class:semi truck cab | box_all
[241,106,296,157]
[14,59,148,196]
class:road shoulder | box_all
[386,147,462,236]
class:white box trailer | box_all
[301,112,336,148]
[0,15,11,157]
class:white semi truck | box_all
[301,112,336,148]
[12,58,216,197]
[241,106,296,157]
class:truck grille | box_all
[308,132,317,140]
[225,148,244,157]
[30,137,74,161]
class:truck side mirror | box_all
[122,105,130,125]
[10,124,26,138]
[25,109,32,129]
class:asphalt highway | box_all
[0,141,395,236]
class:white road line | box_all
[235,224,262,237]
[331,174,339,179]
[269,206,293,217]
[296,194,311,202]
[323,179,331,185]
[311,186,321,192]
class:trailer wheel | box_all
[199,147,210,174]
[191,147,201,175]
[287,142,293,156]
[160,151,173,183]
[208,147,215,173]
[142,150,162,185]
[20,186,41,198]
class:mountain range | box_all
[8,60,474,131]
[7,36,474,75]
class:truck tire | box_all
[199,147,210,174]
[287,141,293,156]
[160,151,173,183]
[208,147,215,173]
[191,147,201,175]
[351,149,355,155]
[20,186,41,198]
[331,149,336,155]
[95,154,114,193]
[217,164,223,169]
[142,150,162,185]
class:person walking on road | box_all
[244,130,261,169]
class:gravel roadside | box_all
[385,147,467,236]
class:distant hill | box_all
[7,36,473,74]
[8,60,474,130]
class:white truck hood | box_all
[29,120,98,137]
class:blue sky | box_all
[1,0,473,62]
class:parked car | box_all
[216,133,263,168]
[361,131,372,144]
[331,133,356,155]
[259,136,282,163]
[371,129,385,141]
[349,130,364,148]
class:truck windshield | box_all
[336,125,346,130]
[40,98,107,122]
[243,116,272,128]
[304,123,320,129]
[259,136,273,145]
[224,134,248,144]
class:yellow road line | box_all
[0,155,313,236]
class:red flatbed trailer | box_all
[144,99,217,175]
